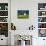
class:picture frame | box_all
[17,10,29,19]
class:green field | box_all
[18,15,29,19]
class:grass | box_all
[18,15,29,19]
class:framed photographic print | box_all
[17,10,29,19]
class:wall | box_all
[11,0,38,30]
[11,0,46,46]
[11,0,38,45]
